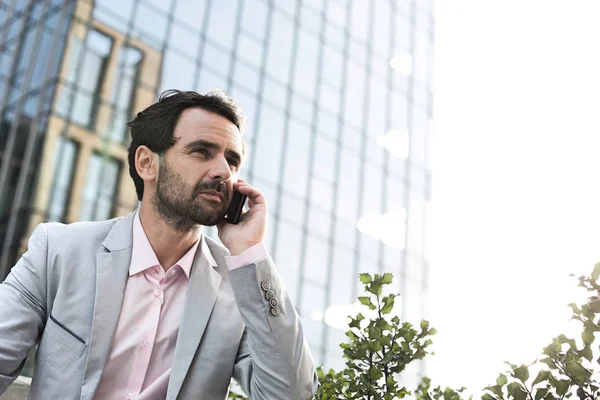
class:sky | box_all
[428,0,600,393]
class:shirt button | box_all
[126,393,133,399]
[153,289,161,296]
[142,338,150,347]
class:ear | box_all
[135,145,159,182]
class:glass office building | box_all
[0,0,434,388]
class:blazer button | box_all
[269,298,278,307]
[261,281,272,291]
[270,306,281,316]
[265,290,275,300]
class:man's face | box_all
[152,107,244,230]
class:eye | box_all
[193,148,210,156]
[227,157,239,167]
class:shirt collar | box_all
[129,210,201,279]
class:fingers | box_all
[233,181,266,205]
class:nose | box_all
[207,156,232,182]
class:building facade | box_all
[0,0,434,388]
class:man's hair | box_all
[127,89,246,201]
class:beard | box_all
[152,158,229,232]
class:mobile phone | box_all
[224,190,247,224]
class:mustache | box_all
[193,180,229,196]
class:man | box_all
[0,90,318,399]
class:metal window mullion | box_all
[90,0,142,221]
[263,0,302,306]
[349,0,376,301]
[400,0,418,324]
[0,0,33,119]
[0,0,54,278]
[48,8,109,226]
[226,0,244,92]
[191,0,215,91]
[286,0,329,363]
[242,0,274,185]
[0,0,19,69]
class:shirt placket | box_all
[124,267,164,399]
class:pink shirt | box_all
[94,212,267,400]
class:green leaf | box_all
[507,382,520,396]
[592,262,600,282]
[535,388,549,400]
[381,294,396,315]
[359,273,372,284]
[482,395,496,400]
[496,373,508,386]
[381,273,393,284]
[581,328,595,345]
[487,384,503,397]
[555,379,570,396]
[564,359,591,381]
[532,370,550,387]
[513,365,529,382]
[358,296,376,310]
[579,345,593,362]
[514,387,527,400]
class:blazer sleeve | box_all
[228,257,318,400]
[0,224,48,394]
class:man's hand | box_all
[217,179,268,256]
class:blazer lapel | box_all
[167,235,223,400]
[80,213,135,400]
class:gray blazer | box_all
[0,212,317,399]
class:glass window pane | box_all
[334,219,356,249]
[253,104,285,184]
[283,120,311,197]
[196,69,228,94]
[241,0,268,41]
[267,11,294,82]
[303,235,329,286]
[133,3,168,47]
[324,22,345,50]
[233,61,260,93]
[290,94,314,125]
[344,61,366,129]
[94,0,134,32]
[406,190,425,256]
[373,2,391,57]
[160,50,196,92]
[318,84,341,118]
[262,78,287,109]
[308,205,332,238]
[169,24,201,55]
[313,135,337,182]
[350,1,369,43]
[109,46,142,142]
[202,42,231,78]
[174,1,206,30]
[330,245,355,305]
[310,177,334,212]
[293,30,320,98]
[80,155,120,221]
[327,1,347,27]
[321,45,344,88]
[207,0,239,49]
[280,192,306,226]
[48,138,78,222]
[410,105,428,166]
[274,221,303,301]
[237,34,264,67]
[316,109,338,139]
[336,150,360,221]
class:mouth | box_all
[199,191,223,203]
